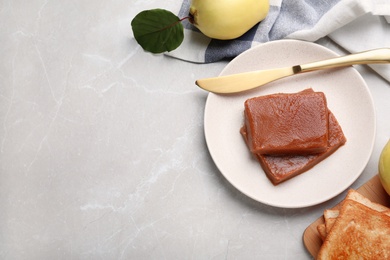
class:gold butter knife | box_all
[196,48,390,94]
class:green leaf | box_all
[131,9,184,54]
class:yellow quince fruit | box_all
[189,0,269,40]
[379,139,390,196]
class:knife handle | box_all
[298,48,390,73]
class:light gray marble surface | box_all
[1,1,389,259]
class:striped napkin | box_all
[167,0,390,82]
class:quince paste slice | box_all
[244,90,329,155]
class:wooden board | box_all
[302,174,390,259]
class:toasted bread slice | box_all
[345,189,389,212]
[321,189,390,237]
[317,199,390,259]
[323,209,339,234]
[316,224,327,241]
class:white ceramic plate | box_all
[204,40,376,208]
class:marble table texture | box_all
[1,1,389,259]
